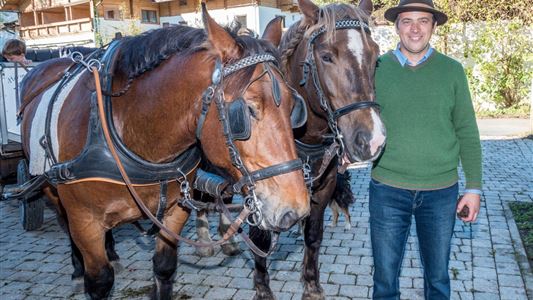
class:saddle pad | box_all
[29,72,84,176]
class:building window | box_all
[179,0,187,6]
[141,10,158,24]
[104,6,121,20]
[235,15,247,28]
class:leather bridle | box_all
[299,19,381,156]
[196,54,305,227]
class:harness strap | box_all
[332,101,380,119]
[145,181,168,236]
[215,195,278,257]
[91,67,251,248]
[232,159,304,192]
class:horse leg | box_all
[152,205,190,300]
[43,187,86,288]
[250,226,275,300]
[69,230,120,287]
[219,213,242,256]
[105,231,124,274]
[69,221,114,299]
[341,206,352,231]
[194,209,215,257]
[328,201,339,227]
[302,183,334,300]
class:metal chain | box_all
[70,51,102,72]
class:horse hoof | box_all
[221,243,242,256]
[344,223,351,230]
[195,246,215,257]
[72,277,84,293]
[111,260,125,274]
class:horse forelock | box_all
[220,33,283,97]
[309,4,372,45]
[280,4,372,75]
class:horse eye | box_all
[321,54,333,63]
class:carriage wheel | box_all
[17,159,44,231]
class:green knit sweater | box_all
[372,50,482,190]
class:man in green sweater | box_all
[370,0,482,299]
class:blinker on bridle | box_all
[299,19,380,157]
[196,54,305,227]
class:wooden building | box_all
[0,0,300,48]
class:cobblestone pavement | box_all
[1,137,532,300]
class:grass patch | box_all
[476,105,530,119]
[509,201,533,270]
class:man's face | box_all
[396,11,435,55]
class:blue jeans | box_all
[369,179,458,300]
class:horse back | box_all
[19,57,74,116]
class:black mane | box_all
[115,25,206,80]
[115,24,281,84]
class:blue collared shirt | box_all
[391,44,482,197]
[393,43,434,67]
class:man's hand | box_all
[457,193,480,222]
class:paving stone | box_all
[339,284,369,298]
[233,289,256,300]
[497,274,525,288]
[203,287,237,299]
[328,274,356,285]
[227,277,253,289]
[472,292,500,299]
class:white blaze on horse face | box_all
[369,109,386,157]
[347,29,364,66]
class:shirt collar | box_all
[393,43,434,67]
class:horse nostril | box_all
[354,131,369,151]
[278,211,298,230]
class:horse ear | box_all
[358,0,373,16]
[262,17,283,47]
[298,0,319,26]
[201,2,240,62]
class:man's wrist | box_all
[464,189,482,195]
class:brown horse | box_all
[18,6,310,299]
[249,0,386,299]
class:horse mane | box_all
[115,26,206,80]
[115,23,280,91]
[280,3,373,72]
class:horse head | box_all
[198,5,310,231]
[281,0,386,163]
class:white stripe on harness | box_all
[29,72,84,175]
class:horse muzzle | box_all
[346,129,386,163]
[256,193,310,232]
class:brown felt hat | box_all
[384,0,448,26]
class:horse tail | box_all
[331,171,355,210]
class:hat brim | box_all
[384,6,448,25]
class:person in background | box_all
[369,0,482,299]
[2,38,32,67]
